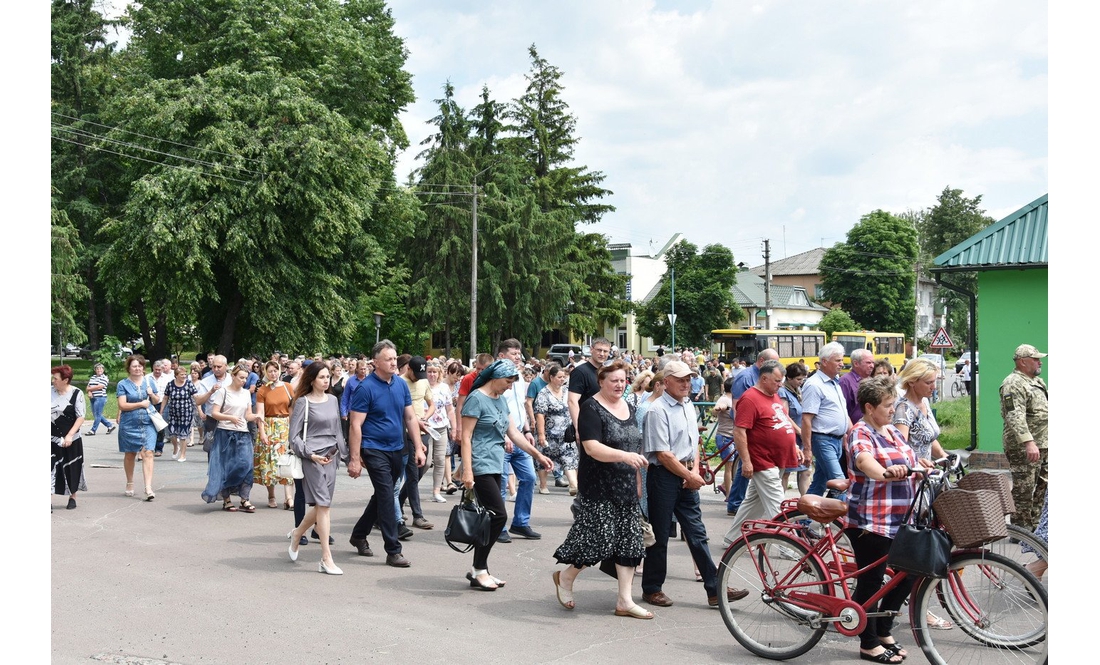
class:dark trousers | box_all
[643,465,718,599]
[846,528,915,650]
[472,474,509,571]
[398,435,428,519]
[351,448,404,555]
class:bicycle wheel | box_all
[717,532,829,660]
[970,524,1047,589]
[950,380,962,399]
[911,550,1047,665]
[776,509,857,577]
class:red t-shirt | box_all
[458,370,480,398]
[734,386,798,471]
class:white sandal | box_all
[926,612,954,630]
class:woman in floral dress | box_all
[162,365,197,462]
[255,360,295,510]
[534,363,577,495]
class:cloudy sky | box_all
[84,0,1047,265]
[386,0,1047,264]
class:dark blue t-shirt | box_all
[349,372,412,452]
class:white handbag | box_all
[276,397,306,480]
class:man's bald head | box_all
[756,348,779,366]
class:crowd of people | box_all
[51,338,1048,655]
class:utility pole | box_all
[669,267,676,351]
[470,176,479,364]
[763,239,772,330]
[914,261,921,359]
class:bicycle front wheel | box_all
[978,524,1047,589]
[717,532,829,661]
[911,550,1047,665]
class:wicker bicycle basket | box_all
[932,488,1008,548]
[956,471,1016,515]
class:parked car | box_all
[954,351,978,374]
[546,344,584,367]
[917,353,948,373]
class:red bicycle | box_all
[716,466,1047,664]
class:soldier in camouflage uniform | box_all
[999,344,1048,530]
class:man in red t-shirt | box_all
[455,353,493,444]
[723,360,803,544]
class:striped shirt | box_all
[87,373,109,398]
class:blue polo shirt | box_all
[349,372,412,451]
[731,364,761,399]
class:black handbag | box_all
[887,480,953,579]
[444,489,493,553]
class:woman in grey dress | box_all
[286,362,348,575]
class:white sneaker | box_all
[432,494,447,503]
[171,450,179,460]
[776,545,801,561]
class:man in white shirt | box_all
[194,355,229,451]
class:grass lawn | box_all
[932,397,975,451]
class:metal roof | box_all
[749,247,826,277]
[932,194,1048,273]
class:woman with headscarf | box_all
[460,360,555,590]
[52,365,87,509]
[116,354,162,501]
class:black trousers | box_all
[472,474,509,571]
[846,528,915,650]
[398,435,428,520]
[351,448,404,555]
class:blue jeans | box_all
[89,395,113,432]
[808,432,844,496]
[500,445,535,529]
[643,465,718,599]
[726,458,749,512]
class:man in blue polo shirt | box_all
[801,342,852,496]
[347,340,422,568]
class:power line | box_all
[52,123,265,177]
[51,111,264,164]
[51,134,253,185]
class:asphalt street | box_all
[52,430,904,665]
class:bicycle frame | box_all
[733,519,910,637]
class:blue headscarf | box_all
[471,359,519,390]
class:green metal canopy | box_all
[932,193,1048,273]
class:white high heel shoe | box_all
[287,531,299,562]
[319,560,343,575]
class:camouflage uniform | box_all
[999,369,1048,530]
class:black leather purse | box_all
[444,489,493,553]
[887,480,953,579]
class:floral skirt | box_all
[254,416,291,486]
[554,497,644,568]
[542,436,579,471]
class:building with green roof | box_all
[932,193,1047,460]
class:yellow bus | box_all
[711,329,827,368]
[833,331,907,372]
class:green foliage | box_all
[917,187,994,345]
[818,308,859,339]
[636,241,744,347]
[91,0,415,357]
[89,334,126,376]
[51,196,90,345]
[820,210,917,333]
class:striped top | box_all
[87,373,109,398]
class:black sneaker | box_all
[398,524,414,541]
[497,531,512,543]
[509,525,542,540]
[349,536,373,557]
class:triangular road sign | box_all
[929,327,953,349]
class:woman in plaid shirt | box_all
[843,376,933,664]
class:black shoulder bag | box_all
[444,488,493,553]
[887,473,953,579]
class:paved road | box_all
[53,432,881,665]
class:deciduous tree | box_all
[819,210,917,333]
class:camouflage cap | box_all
[1013,344,1047,360]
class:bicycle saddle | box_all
[796,494,848,523]
[825,478,851,493]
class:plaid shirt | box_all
[845,421,918,538]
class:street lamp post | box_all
[373,311,384,345]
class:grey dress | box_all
[288,395,347,507]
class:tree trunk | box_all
[86,278,98,349]
[218,289,245,358]
[152,309,168,360]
